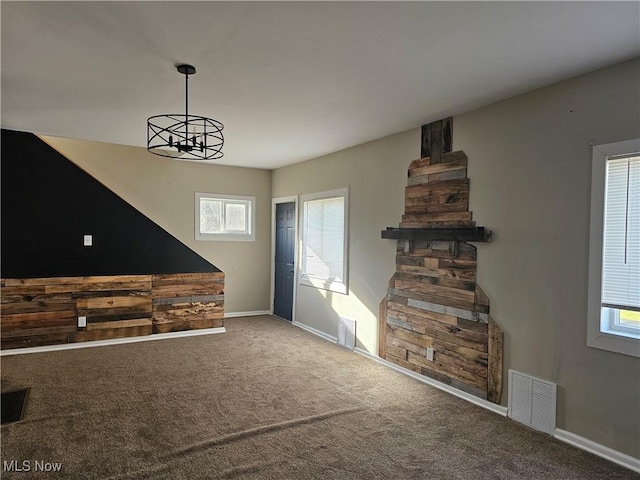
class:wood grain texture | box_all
[69,325,153,343]
[379,298,388,357]
[382,148,503,403]
[405,179,469,199]
[3,275,153,286]
[408,156,467,178]
[388,287,476,311]
[409,151,466,171]
[1,272,225,349]
[487,316,504,404]
[420,118,453,163]
[401,212,473,223]
[154,317,223,334]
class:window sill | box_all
[587,329,640,358]
[196,233,255,242]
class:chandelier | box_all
[147,64,224,160]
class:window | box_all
[588,139,640,357]
[195,193,255,241]
[300,188,349,294]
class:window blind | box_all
[602,156,640,311]
[303,196,345,282]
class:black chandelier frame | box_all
[147,64,224,160]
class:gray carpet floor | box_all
[1,315,638,479]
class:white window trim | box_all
[195,192,256,242]
[300,187,349,295]
[587,138,640,357]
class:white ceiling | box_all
[2,1,638,169]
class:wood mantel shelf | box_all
[381,226,492,242]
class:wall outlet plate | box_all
[83,235,92,246]
[77,316,87,328]
[426,346,434,361]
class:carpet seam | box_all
[101,406,363,480]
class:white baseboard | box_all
[224,310,271,318]
[355,347,509,417]
[288,320,507,416]
[283,320,640,473]
[0,327,226,356]
[554,428,640,474]
[292,320,338,343]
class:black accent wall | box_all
[1,129,220,277]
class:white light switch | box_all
[83,235,92,247]
[78,316,87,328]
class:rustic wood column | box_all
[380,117,504,404]
[420,117,453,164]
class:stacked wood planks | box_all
[151,273,224,334]
[1,272,224,349]
[381,151,503,403]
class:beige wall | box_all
[42,137,272,314]
[271,129,419,352]
[454,58,640,458]
[273,59,639,458]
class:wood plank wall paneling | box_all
[0,272,224,349]
[381,150,504,403]
[151,273,224,334]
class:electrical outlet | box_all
[426,346,434,361]
[83,235,92,247]
[78,316,87,328]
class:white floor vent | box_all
[508,370,557,435]
[337,317,356,350]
